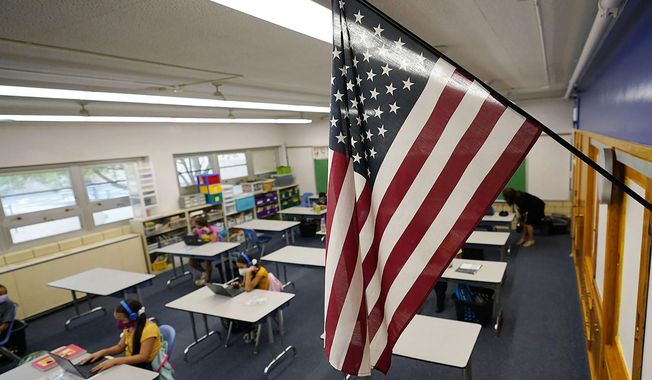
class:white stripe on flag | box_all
[364,81,489,319]
[369,108,526,359]
[370,58,456,213]
[324,158,356,361]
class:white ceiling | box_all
[0,0,596,117]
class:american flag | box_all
[324,0,541,376]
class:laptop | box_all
[206,282,244,297]
[183,235,206,246]
[50,352,107,379]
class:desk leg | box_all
[166,255,192,288]
[493,283,503,335]
[464,358,473,380]
[183,312,220,362]
[225,321,233,348]
[64,291,106,330]
[284,230,290,245]
[263,320,296,377]
[253,323,262,355]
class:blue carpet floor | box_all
[0,232,589,379]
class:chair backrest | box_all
[301,192,314,207]
[243,228,258,243]
[158,324,176,357]
[0,303,17,346]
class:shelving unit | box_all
[126,160,159,218]
[276,184,301,210]
[255,191,279,219]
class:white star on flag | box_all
[366,69,376,81]
[354,10,364,23]
[369,88,379,99]
[381,64,392,76]
[389,102,400,114]
[330,116,338,127]
[402,77,414,90]
[385,83,396,95]
[373,24,384,36]
[336,132,346,144]
[377,125,387,137]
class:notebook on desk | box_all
[455,262,482,275]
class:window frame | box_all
[0,158,141,252]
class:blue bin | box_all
[235,195,255,211]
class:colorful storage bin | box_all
[199,183,222,194]
[206,193,223,204]
[235,195,255,211]
[197,174,221,185]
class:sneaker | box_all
[195,278,206,287]
[243,332,252,344]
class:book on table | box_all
[31,344,87,371]
[456,262,482,275]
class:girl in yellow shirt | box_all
[81,299,162,373]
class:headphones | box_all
[120,300,145,321]
[240,252,257,267]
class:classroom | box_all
[0,0,650,379]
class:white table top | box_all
[234,219,300,232]
[166,287,294,323]
[0,353,158,380]
[482,212,515,223]
[262,246,325,267]
[153,241,241,257]
[48,268,155,296]
[465,231,510,247]
[278,206,327,216]
[393,315,481,368]
[316,230,326,236]
[442,258,507,284]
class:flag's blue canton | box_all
[330,1,439,184]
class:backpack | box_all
[151,340,175,380]
[267,272,284,292]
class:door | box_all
[286,147,317,195]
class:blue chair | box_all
[159,324,176,357]
[0,304,23,363]
[300,192,314,207]
[243,229,272,258]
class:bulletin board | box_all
[496,161,526,200]
[313,146,328,194]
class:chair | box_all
[300,192,314,207]
[0,304,23,363]
[243,229,272,258]
[159,324,176,357]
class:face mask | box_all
[117,321,134,330]
[238,268,248,276]
[0,295,8,304]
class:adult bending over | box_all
[502,188,545,248]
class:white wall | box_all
[518,97,574,200]
[283,119,329,148]
[0,123,286,212]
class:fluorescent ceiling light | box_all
[0,85,330,114]
[211,0,332,43]
[0,115,312,124]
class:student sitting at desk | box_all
[190,216,219,286]
[317,192,327,205]
[502,188,546,248]
[233,253,269,291]
[0,285,15,340]
[81,299,163,373]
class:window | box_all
[0,168,83,245]
[83,164,133,226]
[251,148,278,175]
[0,170,76,216]
[218,152,248,180]
[0,160,140,250]
[175,155,214,193]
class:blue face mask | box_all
[0,295,8,304]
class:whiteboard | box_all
[618,179,645,377]
[526,134,571,200]
[287,147,316,195]
[595,203,608,300]
[642,247,652,380]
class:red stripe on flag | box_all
[325,151,349,254]
[361,71,471,287]
[372,121,541,373]
[367,97,506,340]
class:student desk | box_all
[278,206,327,220]
[442,258,507,333]
[48,268,154,330]
[165,287,295,375]
[154,241,241,287]
[261,246,325,288]
[479,212,516,230]
[0,352,159,380]
[321,315,480,380]
[464,231,511,261]
[234,219,300,244]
